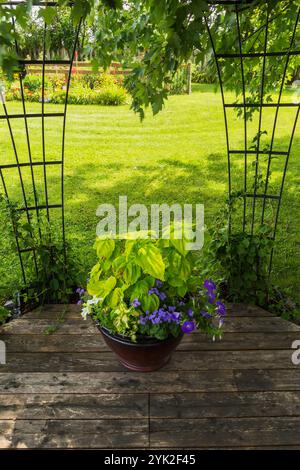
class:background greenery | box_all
[0,83,299,302]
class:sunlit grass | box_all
[0,84,299,301]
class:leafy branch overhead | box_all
[0,0,297,116]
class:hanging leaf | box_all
[39,7,57,25]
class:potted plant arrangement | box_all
[78,234,226,372]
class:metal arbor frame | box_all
[1,0,298,293]
[0,1,81,288]
[206,0,300,274]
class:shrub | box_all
[192,64,217,84]
[0,306,10,325]
[5,71,127,106]
[23,75,49,92]
[51,84,127,105]
[80,72,116,90]
[169,68,189,95]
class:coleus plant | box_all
[79,234,227,341]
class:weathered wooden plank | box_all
[222,317,300,332]
[0,371,236,393]
[25,304,81,320]
[1,315,298,336]
[150,417,300,448]
[0,319,96,335]
[25,303,274,319]
[234,369,300,391]
[180,332,300,351]
[150,391,300,418]
[2,332,299,353]
[227,304,274,317]
[0,419,148,449]
[0,334,107,353]
[1,349,297,372]
[0,393,148,419]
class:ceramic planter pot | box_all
[99,326,183,372]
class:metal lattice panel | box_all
[0,1,81,287]
[205,0,300,273]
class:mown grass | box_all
[0,83,299,301]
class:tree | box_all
[0,0,298,116]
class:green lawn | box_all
[0,84,299,301]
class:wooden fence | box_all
[26,61,131,80]
[26,61,192,94]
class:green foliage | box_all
[87,234,195,309]
[192,64,217,84]
[169,67,189,95]
[5,72,127,106]
[0,193,84,305]
[206,195,274,305]
[1,1,299,118]
[0,306,10,326]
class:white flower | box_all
[87,295,103,306]
[81,296,103,320]
[81,306,90,320]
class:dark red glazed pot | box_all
[99,326,183,372]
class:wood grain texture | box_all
[2,332,299,352]
[150,391,300,418]
[0,393,148,419]
[0,302,300,449]
[0,419,148,448]
[150,417,300,448]
[0,349,297,372]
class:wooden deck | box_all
[1,303,300,449]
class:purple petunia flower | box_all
[77,300,83,305]
[148,287,159,296]
[181,320,196,334]
[207,292,216,304]
[179,301,186,307]
[155,279,164,288]
[201,310,212,319]
[76,287,85,296]
[132,298,141,308]
[204,279,217,292]
[139,315,147,325]
[187,308,194,318]
[216,301,226,316]
[171,311,181,321]
[158,292,167,301]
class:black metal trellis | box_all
[206,0,300,274]
[0,1,81,289]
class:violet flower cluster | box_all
[76,287,85,305]
[130,278,227,336]
[139,306,182,326]
[201,279,227,327]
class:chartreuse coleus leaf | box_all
[135,243,165,280]
[87,275,116,298]
[94,237,115,260]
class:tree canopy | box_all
[0,0,298,117]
